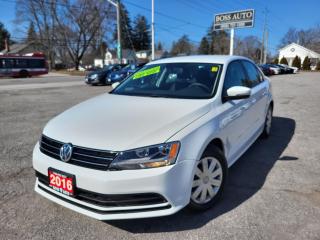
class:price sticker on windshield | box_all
[211,66,219,72]
[133,66,161,79]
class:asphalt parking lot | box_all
[1,72,320,240]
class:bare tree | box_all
[235,36,262,62]
[15,0,114,70]
[15,0,58,69]
[279,25,320,53]
[53,0,114,69]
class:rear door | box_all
[241,60,269,137]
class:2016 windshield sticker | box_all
[211,66,219,72]
[133,66,161,79]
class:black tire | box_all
[19,70,29,78]
[188,145,228,211]
[261,105,273,139]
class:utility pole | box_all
[260,8,269,64]
[264,29,268,64]
[229,28,234,55]
[108,0,122,63]
[151,0,155,60]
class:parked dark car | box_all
[85,64,126,85]
[106,63,145,84]
[258,64,273,76]
[275,64,294,74]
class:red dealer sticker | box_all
[48,168,75,196]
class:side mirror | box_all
[111,82,120,89]
[223,86,251,101]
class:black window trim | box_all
[221,59,247,103]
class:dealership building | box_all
[279,43,320,69]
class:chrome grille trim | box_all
[40,135,117,171]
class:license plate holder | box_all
[48,168,76,196]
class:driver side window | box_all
[223,61,247,96]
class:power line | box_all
[156,25,200,44]
[176,0,213,16]
[122,0,207,30]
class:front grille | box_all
[40,135,117,171]
[36,171,168,208]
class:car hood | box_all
[43,93,211,151]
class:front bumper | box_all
[85,76,100,84]
[33,143,195,220]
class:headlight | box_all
[109,142,180,170]
[91,74,98,79]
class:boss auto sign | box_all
[214,9,255,30]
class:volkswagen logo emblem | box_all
[60,143,73,162]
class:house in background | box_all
[0,41,45,55]
[94,48,137,67]
[135,49,167,63]
[279,43,320,69]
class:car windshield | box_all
[111,62,222,99]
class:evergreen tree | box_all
[280,57,288,65]
[273,58,279,64]
[170,35,193,56]
[292,55,301,69]
[0,21,10,51]
[198,37,209,54]
[99,41,108,59]
[132,15,150,51]
[26,22,37,43]
[302,56,311,70]
[206,23,229,55]
[156,42,163,51]
[113,1,134,49]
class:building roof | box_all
[0,41,45,55]
[147,55,250,65]
[279,43,320,57]
[0,43,28,54]
[136,50,151,54]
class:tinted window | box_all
[242,61,261,88]
[4,59,14,68]
[223,61,247,94]
[28,59,45,68]
[0,60,3,69]
[15,59,28,68]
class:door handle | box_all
[251,98,257,104]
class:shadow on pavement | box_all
[107,116,296,233]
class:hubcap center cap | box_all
[203,176,209,184]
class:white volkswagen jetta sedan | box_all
[33,55,273,220]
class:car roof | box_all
[147,55,252,65]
